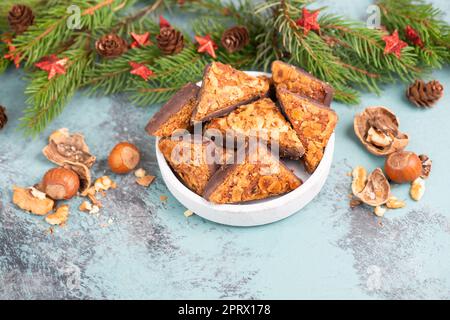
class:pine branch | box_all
[377,0,450,66]
[20,40,94,136]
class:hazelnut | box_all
[42,167,80,200]
[385,151,422,183]
[108,142,141,174]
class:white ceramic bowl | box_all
[155,71,335,227]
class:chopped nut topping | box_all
[45,205,69,226]
[135,168,147,178]
[374,206,386,217]
[410,178,425,201]
[386,196,406,209]
[136,175,155,187]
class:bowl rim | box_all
[155,71,335,213]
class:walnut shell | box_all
[43,128,95,193]
[355,168,390,207]
[354,106,409,156]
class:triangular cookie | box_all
[203,143,302,204]
[272,60,334,106]
[146,83,199,137]
[158,135,228,195]
[204,98,305,159]
[277,87,338,173]
[192,62,270,122]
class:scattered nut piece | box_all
[13,186,54,216]
[94,176,115,192]
[79,200,93,212]
[366,127,393,148]
[136,175,155,187]
[351,166,367,195]
[419,154,432,179]
[410,178,425,201]
[45,205,69,226]
[355,168,390,207]
[89,205,100,215]
[30,187,47,200]
[349,198,362,208]
[134,168,147,178]
[160,195,168,202]
[386,196,406,209]
[184,209,194,217]
[374,206,386,217]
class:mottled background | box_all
[1,0,450,300]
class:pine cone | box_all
[0,106,7,130]
[8,5,35,34]
[156,27,184,55]
[221,26,249,53]
[95,34,128,59]
[407,80,444,107]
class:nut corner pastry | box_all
[203,143,302,204]
[271,60,334,106]
[204,98,305,159]
[158,134,229,195]
[276,87,338,173]
[191,62,270,123]
[146,82,200,137]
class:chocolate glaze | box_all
[272,60,334,106]
[145,83,200,136]
[276,87,337,116]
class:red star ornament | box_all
[195,35,218,59]
[129,61,153,80]
[296,8,320,36]
[405,25,424,48]
[382,29,408,58]
[159,16,171,29]
[35,54,69,80]
[3,40,21,68]
[130,32,152,49]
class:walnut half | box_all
[354,106,409,156]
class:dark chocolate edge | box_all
[145,82,200,136]
[192,63,271,124]
[272,60,335,106]
[276,86,338,116]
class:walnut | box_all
[410,178,425,201]
[43,128,96,193]
[351,166,367,195]
[354,106,409,156]
[386,196,406,209]
[45,205,69,226]
[354,168,390,207]
[13,186,54,215]
[419,154,432,179]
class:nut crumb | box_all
[410,177,425,201]
[94,176,115,192]
[90,205,100,215]
[135,168,147,178]
[45,205,69,226]
[160,195,168,202]
[184,209,194,217]
[136,175,155,187]
[79,200,93,212]
[88,194,102,208]
[386,196,406,209]
[350,198,362,208]
[374,206,386,217]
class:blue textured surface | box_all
[1,0,450,300]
